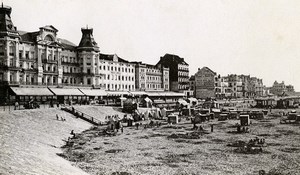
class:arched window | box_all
[44,35,54,42]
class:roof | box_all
[106,91,130,96]
[49,88,84,96]
[196,67,216,76]
[77,28,99,51]
[79,89,107,96]
[129,91,147,96]
[158,53,189,66]
[281,91,300,97]
[10,87,53,96]
[18,31,39,43]
[188,97,197,102]
[100,53,130,63]
[58,38,77,50]
[40,25,58,32]
[189,75,195,81]
[147,91,185,97]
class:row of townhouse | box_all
[0,4,191,101]
[191,67,264,99]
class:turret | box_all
[0,3,19,38]
[77,27,99,52]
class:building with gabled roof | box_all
[194,67,218,99]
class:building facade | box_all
[156,53,190,94]
[99,54,135,91]
[0,4,139,102]
[189,75,195,97]
[194,67,217,99]
[269,81,294,96]
[133,62,169,91]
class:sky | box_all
[5,0,300,91]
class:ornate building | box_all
[0,4,139,103]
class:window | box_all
[19,50,23,58]
[9,44,15,56]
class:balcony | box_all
[63,72,82,76]
[0,64,8,70]
[42,59,58,64]
[178,68,189,72]
[19,57,36,62]
[22,68,38,73]
[8,81,20,85]
[79,72,104,77]
[61,61,80,66]
[43,70,58,75]
[19,82,40,86]
[8,66,22,71]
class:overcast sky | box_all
[6,0,300,90]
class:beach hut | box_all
[240,115,250,126]
[168,114,178,124]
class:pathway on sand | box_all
[0,108,92,175]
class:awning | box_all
[188,97,197,102]
[106,91,129,96]
[79,88,107,96]
[165,92,185,97]
[144,97,152,102]
[129,91,147,96]
[49,88,84,96]
[147,92,162,96]
[177,99,189,106]
[10,87,54,96]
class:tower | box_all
[0,4,20,85]
[77,27,100,86]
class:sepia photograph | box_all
[0,0,300,174]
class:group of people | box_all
[56,114,66,121]
[248,137,265,146]
[237,125,250,133]
[106,115,124,133]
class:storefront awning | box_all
[79,89,107,96]
[147,92,162,96]
[188,97,198,102]
[129,91,147,96]
[147,91,185,97]
[10,87,54,96]
[106,91,129,96]
[49,88,84,96]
